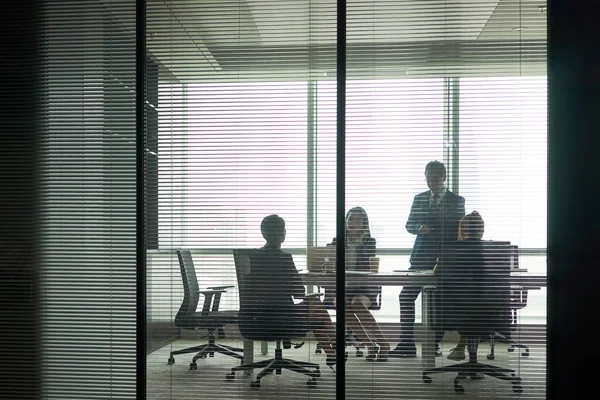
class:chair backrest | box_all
[232,248,308,341]
[508,244,528,311]
[439,240,512,337]
[174,250,200,327]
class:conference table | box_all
[241,270,546,370]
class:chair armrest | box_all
[198,289,227,295]
[207,285,235,291]
[198,289,230,313]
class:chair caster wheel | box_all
[507,347,515,353]
[189,362,197,370]
[454,383,465,394]
[198,355,207,359]
[209,352,215,358]
[307,378,317,387]
[422,373,432,384]
[225,372,235,380]
[513,385,523,393]
[315,348,322,354]
[167,356,175,365]
[275,368,282,375]
[486,354,495,360]
[356,350,364,357]
[250,380,261,388]
[522,351,530,357]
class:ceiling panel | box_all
[478,0,546,40]
[146,0,546,81]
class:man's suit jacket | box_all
[406,190,465,269]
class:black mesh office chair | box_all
[486,244,530,360]
[424,241,523,394]
[226,249,321,388]
[167,250,243,370]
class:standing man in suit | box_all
[390,160,465,357]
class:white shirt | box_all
[429,188,447,207]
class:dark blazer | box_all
[329,235,379,305]
[406,189,465,269]
[244,245,306,313]
[240,245,309,338]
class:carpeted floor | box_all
[147,335,546,400]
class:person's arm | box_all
[445,195,466,240]
[455,195,466,223]
[284,253,306,299]
[406,194,425,235]
[365,236,376,259]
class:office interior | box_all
[1,0,598,399]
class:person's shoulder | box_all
[415,190,430,199]
[446,190,465,202]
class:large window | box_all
[159,82,309,249]
[459,77,547,250]
[154,76,548,325]
[315,79,445,248]
[158,77,547,254]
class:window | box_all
[459,77,547,249]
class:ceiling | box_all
[145,0,547,81]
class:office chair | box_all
[167,250,243,370]
[424,241,523,394]
[314,284,382,357]
[486,244,530,360]
[226,249,321,388]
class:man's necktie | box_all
[432,193,440,208]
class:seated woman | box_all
[330,207,390,361]
[436,211,486,362]
[255,214,340,370]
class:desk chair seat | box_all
[167,250,243,370]
[228,249,321,388]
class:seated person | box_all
[329,207,390,361]
[434,211,485,362]
[252,214,339,369]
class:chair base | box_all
[226,346,320,388]
[168,332,243,369]
[486,332,529,360]
[423,338,523,394]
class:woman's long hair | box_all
[345,206,372,240]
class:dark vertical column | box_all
[0,0,40,398]
[137,0,147,398]
[336,0,346,397]
[547,0,600,398]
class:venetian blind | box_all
[39,0,138,398]
[344,0,546,398]
[147,0,547,399]
[146,0,339,398]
